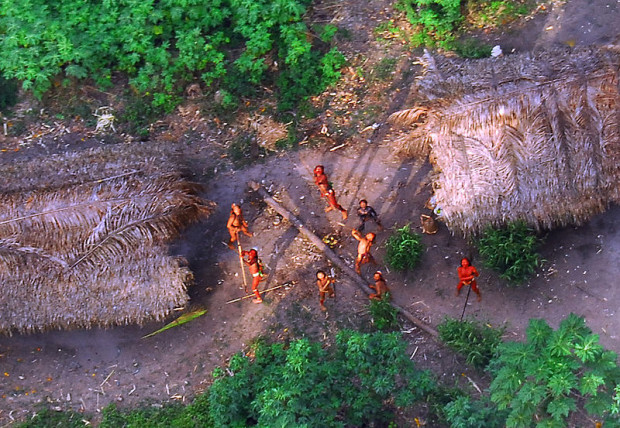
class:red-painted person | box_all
[241,249,264,303]
[227,203,253,250]
[316,270,336,311]
[313,165,348,220]
[456,257,481,302]
[369,271,390,300]
[352,229,376,274]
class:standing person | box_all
[227,203,253,250]
[316,270,336,311]
[313,165,348,220]
[456,257,481,302]
[369,271,390,300]
[356,199,383,232]
[241,249,264,303]
[352,229,376,274]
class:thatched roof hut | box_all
[0,146,213,335]
[390,45,620,235]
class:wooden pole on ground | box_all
[248,181,438,338]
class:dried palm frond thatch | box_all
[390,46,620,235]
[0,145,214,335]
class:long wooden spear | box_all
[226,284,286,304]
[236,231,249,292]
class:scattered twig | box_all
[410,346,419,360]
[465,374,482,394]
[329,143,346,152]
[128,385,136,396]
[94,170,140,184]
[411,300,429,307]
[100,370,114,387]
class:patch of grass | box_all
[6,119,27,136]
[0,75,19,113]
[227,133,267,168]
[120,94,166,139]
[467,0,535,28]
[393,0,534,51]
[385,224,424,272]
[17,408,89,428]
[438,317,504,369]
[476,220,541,284]
[374,21,407,43]
[371,57,398,81]
[454,38,493,58]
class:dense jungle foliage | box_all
[0,0,345,112]
[20,317,620,427]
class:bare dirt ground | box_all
[1,0,620,426]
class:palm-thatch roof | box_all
[390,45,620,235]
[0,145,214,335]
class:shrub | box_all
[209,330,435,426]
[385,224,424,272]
[438,317,504,369]
[0,75,18,112]
[467,0,534,28]
[394,0,462,48]
[369,293,398,330]
[476,220,541,284]
[227,133,267,167]
[444,395,507,428]
[17,408,87,428]
[0,0,344,113]
[488,314,620,427]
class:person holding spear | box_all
[241,249,265,304]
[227,203,253,250]
[456,257,481,302]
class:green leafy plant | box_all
[371,57,398,81]
[613,384,620,416]
[209,330,435,426]
[385,224,424,272]
[488,314,620,427]
[444,395,508,428]
[369,293,398,330]
[476,220,541,284]
[438,317,504,369]
[395,0,462,48]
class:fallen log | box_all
[248,181,438,338]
